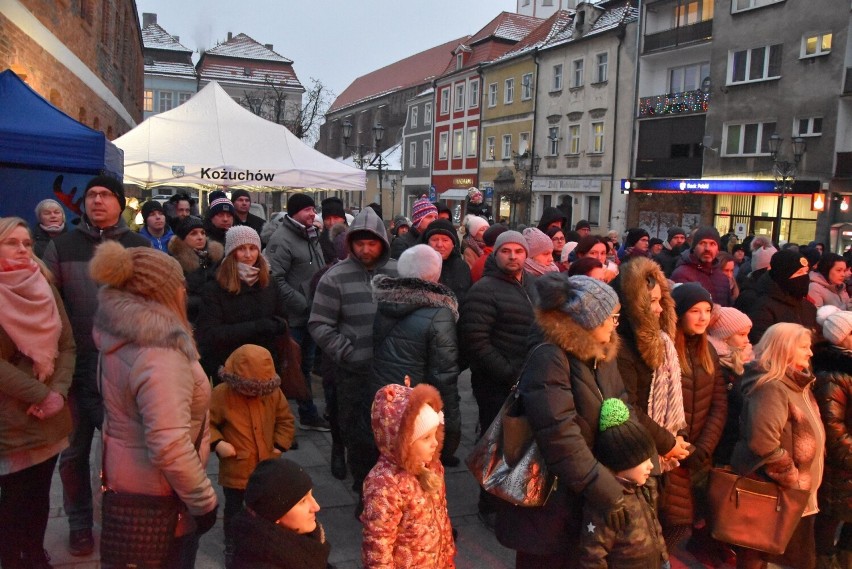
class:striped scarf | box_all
[647,331,687,472]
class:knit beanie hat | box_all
[89,241,185,309]
[230,189,250,203]
[594,398,656,472]
[287,193,316,216]
[667,226,686,242]
[466,215,489,237]
[224,225,261,257]
[422,219,459,248]
[244,459,313,523]
[769,250,809,282]
[649,238,663,248]
[817,305,852,345]
[494,230,529,255]
[207,190,234,218]
[35,198,65,220]
[85,175,126,211]
[671,282,713,318]
[708,306,752,340]
[411,195,438,227]
[218,344,281,396]
[534,273,619,330]
[483,224,509,247]
[692,226,721,249]
[467,186,483,200]
[625,228,650,247]
[141,200,164,222]
[175,216,204,240]
[436,202,451,218]
[321,197,346,220]
[523,227,554,258]
[751,245,778,272]
[398,244,443,282]
[411,403,444,444]
[575,219,591,232]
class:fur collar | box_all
[218,368,281,397]
[535,309,619,364]
[372,274,459,321]
[617,257,677,369]
[169,237,224,273]
[94,288,198,360]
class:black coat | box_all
[653,246,681,278]
[389,225,422,259]
[740,272,817,344]
[438,252,471,305]
[168,237,224,326]
[32,224,66,259]
[230,511,331,569]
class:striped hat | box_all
[411,196,438,227]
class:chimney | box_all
[173,35,180,43]
[227,32,233,41]
[264,43,274,51]
[142,13,157,27]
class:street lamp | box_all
[512,150,542,225]
[390,177,398,218]
[768,134,806,246]
[342,119,384,210]
[370,123,387,211]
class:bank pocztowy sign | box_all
[200,168,275,183]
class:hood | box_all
[93,287,198,360]
[536,207,567,232]
[371,382,444,477]
[169,237,224,273]
[372,274,458,321]
[535,308,620,364]
[615,257,677,369]
[346,207,390,266]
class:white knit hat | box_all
[224,225,261,257]
[817,305,852,345]
[398,244,443,282]
[410,403,444,444]
[466,215,489,236]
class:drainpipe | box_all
[529,47,540,226]
[608,25,626,231]
[628,0,642,180]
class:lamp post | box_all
[342,120,384,211]
[768,134,806,246]
[390,177,398,218]
[368,123,387,213]
[512,150,542,225]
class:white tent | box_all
[115,81,365,192]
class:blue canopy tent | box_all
[0,69,124,225]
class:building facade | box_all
[516,0,579,19]
[401,89,435,217]
[141,13,196,120]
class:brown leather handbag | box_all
[275,333,309,401]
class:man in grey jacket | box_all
[265,193,330,431]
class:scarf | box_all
[195,248,211,269]
[462,234,484,258]
[0,258,61,381]
[646,331,687,472]
[709,335,754,376]
[237,262,260,286]
[39,222,65,235]
[524,257,560,276]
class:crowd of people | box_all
[1,177,851,569]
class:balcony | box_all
[639,89,710,118]
[643,19,713,53]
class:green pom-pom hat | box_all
[599,398,631,431]
[594,398,656,472]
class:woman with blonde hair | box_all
[732,322,824,569]
[0,217,75,568]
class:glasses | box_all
[86,190,116,201]
[611,313,620,326]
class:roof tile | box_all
[142,22,192,53]
[203,32,293,64]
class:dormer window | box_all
[576,10,586,28]
[457,53,464,70]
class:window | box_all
[587,196,601,225]
[158,91,173,112]
[676,0,712,25]
[591,122,605,154]
[488,83,498,107]
[520,132,530,155]
[424,103,432,125]
[504,78,515,104]
[410,107,418,128]
[469,80,479,108]
[548,127,560,156]
[410,142,417,167]
[143,90,153,112]
[802,33,832,57]
[439,132,449,160]
[572,59,584,87]
[732,0,784,13]
[595,53,608,83]
[455,83,465,111]
[467,127,478,157]
[723,121,776,156]
[440,88,450,114]
[486,137,496,160]
[456,53,464,70]
[502,134,512,160]
[453,129,464,158]
[521,73,534,100]
[728,44,782,84]
[552,64,563,91]
[568,124,581,154]
[669,62,711,92]
[424,140,432,167]
[795,117,823,137]
[178,92,192,105]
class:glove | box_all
[215,441,236,458]
[605,499,629,532]
[27,390,65,420]
[193,506,218,536]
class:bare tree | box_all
[290,78,334,146]
[237,77,333,146]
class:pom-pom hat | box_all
[817,305,852,345]
[534,273,618,330]
[89,241,185,309]
[411,196,438,227]
[594,398,656,472]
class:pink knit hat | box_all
[522,227,553,258]
[708,306,752,340]
[411,196,438,227]
[751,245,778,272]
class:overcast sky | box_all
[137,0,518,100]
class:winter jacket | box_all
[653,244,682,278]
[94,288,217,519]
[168,237,224,326]
[495,313,630,555]
[138,226,175,252]
[361,383,455,569]
[711,363,744,467]
[459,254,537,394]
[0,285,74,458]
[265,215,326,327]
[196,279,288,379]
[811,342,852,521]
[209,373,295,490]
[234,212,266,237]
[658,337,727,527]
[469,245,494,283]
[371,275,461,458]
[230,510,331,569]
[32,224,66,259]
[466,200,493,223]
[438,252,471,304]
[203,218,228,246]
[809,271,851,310]
[740,272,818,344]
[731,362,825,516]
[671,250,733,307]
[389,224,423,260]
[580,478,667,569]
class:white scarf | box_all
[237,262,260,286]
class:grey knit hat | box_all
[494,230,529,256]
[224,225,261,257]
[534,273,619,330]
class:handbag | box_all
[707,455,810,555]
[465,345,557,507]
[275,332,310,401]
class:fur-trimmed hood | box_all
[372,274,459,321]
[169,236,224,273]
[535,309,620,364]
[217,367,281,397]
[615,257,677,369]
[93,287,198,360]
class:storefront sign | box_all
[621,178,817,195]
[532,178,602,193]
[452,177,475,187]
